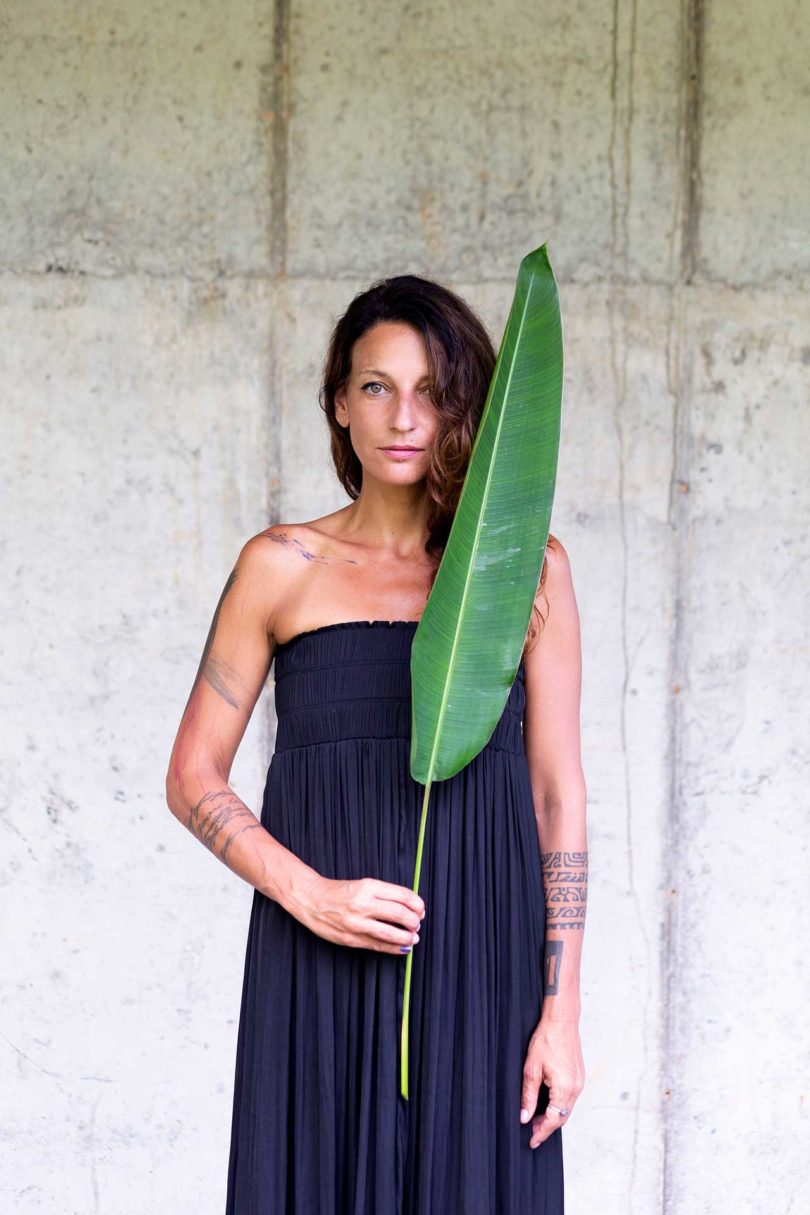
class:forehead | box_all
[351,321,428,373]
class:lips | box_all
[381,446,423,452]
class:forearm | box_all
[166,769,318,913]
[535,796,588,1022]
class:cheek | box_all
[424,415,441,446]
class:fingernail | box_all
[413,933,420,943]
[400,946,411,953]
[520,1108,530,1124]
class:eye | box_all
[361,381,386,396]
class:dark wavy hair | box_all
[318,274,547,648]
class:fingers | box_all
[520,1052,579,1148]
[364,881,425,953]
[529,1102,569,1148]
[373,896,424,934]
[340,885,424,954]
[357,920,421,953]
[519,1059,542,1129]
[309,877,426,954]
[519,1021,585,1149]
[359,902,423,954]
[528,1081,578,1148]
[370,879,425,920]
[323,884,427,957]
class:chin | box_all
[371,462,429,485]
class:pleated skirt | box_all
[225,621,563,1214]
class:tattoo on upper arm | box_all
[183,567,239,714]
[541,849,588,930]
[186,789,261,863]
[203,652,241,710]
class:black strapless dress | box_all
[225,620,563,1214]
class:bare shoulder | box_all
[527,531,581,659]
[238,512,355,640]
[538,532,575,602]
[523,531,584,778]
[250,520,322,563]
[230,523,315,631]
[234,523,300,578]
[254,508,354,561]
[545,531,567,562]
[242,515,337,565]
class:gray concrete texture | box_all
[0,1,807,1212]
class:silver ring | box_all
[547,1103,570,1118]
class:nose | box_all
[390,388,421,433]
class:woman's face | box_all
[335,321,440,485]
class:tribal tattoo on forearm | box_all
[541,850,588,931]
[186,788,262,864]
[541,850,588,994]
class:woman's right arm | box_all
[164,533,318,910]
[165,532,424,953]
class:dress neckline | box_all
[275,618,420,650]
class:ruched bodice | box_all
[272,619,526,755]
[226,620,563,1215]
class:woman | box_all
[166,274,587,1213]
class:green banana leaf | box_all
[400,243,563,1099]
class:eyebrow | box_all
[357,368,429,379]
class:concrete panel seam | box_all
[608,3,655,1209]
[661,286,696,1215]
[1,267,732,288]
[681,0,705,284]
[608,0,638,272]
[268,0,291,278]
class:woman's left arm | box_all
[520,535,588,1149]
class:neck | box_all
[338,480,432,560]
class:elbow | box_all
[165,768,186,820]
[534,769,587,822]
[165,760,229,819]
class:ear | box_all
[335,388,349,429]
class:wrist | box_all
[260,845,319,914]
[275,857,321,918]
[539,995,581,1026]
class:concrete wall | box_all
[1,2,807,1212]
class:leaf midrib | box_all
[423,270,537,783]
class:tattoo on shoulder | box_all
[541,849,588,931]
[261,529,359,565]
